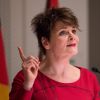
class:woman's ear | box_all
[41,37,50,50]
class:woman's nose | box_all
[69,33,74,40]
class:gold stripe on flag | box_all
[0,83,9,100]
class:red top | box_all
[9,67,100,100]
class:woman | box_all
[9,7,100,100]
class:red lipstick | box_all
[67,43,76,47]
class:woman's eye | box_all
[72,29,77,34]
[59,31,68,36]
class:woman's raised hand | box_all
[18,47,40,90]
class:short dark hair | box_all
[31,7,79,59]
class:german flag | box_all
[0,20,9,100]
[46,0,58,9]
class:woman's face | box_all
[45,21,79,58]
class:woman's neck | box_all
[39,54,80,83]
[40,54,73,76]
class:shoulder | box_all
[78,66,96,78]
[78,66,99,86]
[77,66,99,91]
[13,70,24,82]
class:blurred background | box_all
[0,0,100,92]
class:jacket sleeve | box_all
[9,70,34,100]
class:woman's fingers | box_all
[18,46,40,73]
[18,47,26,62]
[22,58,40,70]
[27,56,40,64]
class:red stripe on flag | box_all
[46,0,59,9]
[0,21,9,85]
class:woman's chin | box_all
[67,49,78,56]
